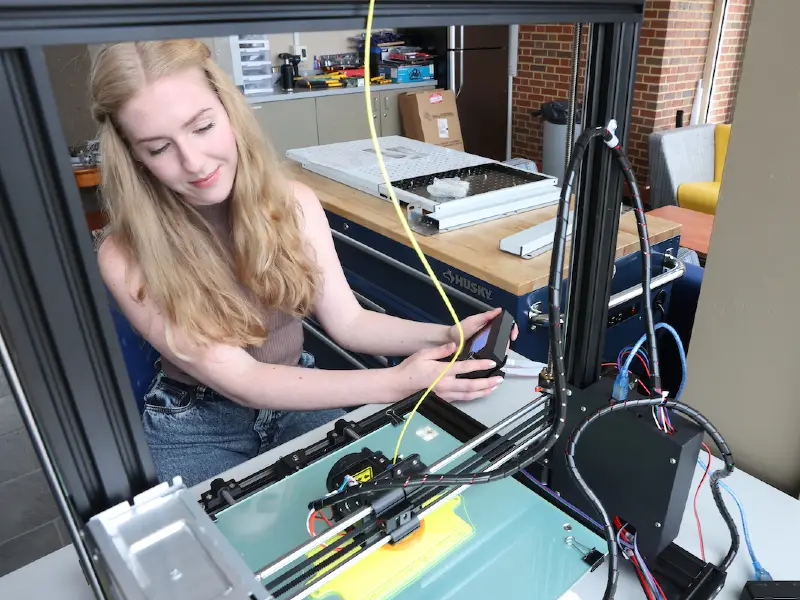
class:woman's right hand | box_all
[392,342,504,402]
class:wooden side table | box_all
[648,205,714,261]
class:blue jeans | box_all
[142,352,345,487]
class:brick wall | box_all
[708,0,753,123]
[511,25,587,167]
[512,0,734,188]
[629,0,715,184]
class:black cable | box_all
[606,137,662,394]
[308,406,557,511]
[408,409,554,509]
[551,127,625,599]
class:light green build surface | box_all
[214,415,604,599]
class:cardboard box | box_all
[398,89,464,151]
[378,63,435,83]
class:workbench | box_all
[287,163,683,366]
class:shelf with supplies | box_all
[245,79,438,104]
[229,34,273,95]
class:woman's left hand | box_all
[447,307,518,351]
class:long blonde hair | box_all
[90,39,318,350]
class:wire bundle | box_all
[606,125,663,398]
[602,347,651,395]
[614,517,667,600]
[614,324,688,433]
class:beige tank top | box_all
[160,201,304,384]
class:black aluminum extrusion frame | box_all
[0,0,642,584]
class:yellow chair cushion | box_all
[714,123,731,182]
[678,181,720,215]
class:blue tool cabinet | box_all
[303,210,682,372]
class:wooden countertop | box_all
[287,163,682,296]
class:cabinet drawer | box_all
[315,93,378,145]
[251,98,318,158]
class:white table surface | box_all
[1,355,797,599]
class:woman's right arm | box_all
[99,238,501,411]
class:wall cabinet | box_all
[378,88,412,137]
[251,86,436,156]
[251,97,319,158]
[315,92,379,145]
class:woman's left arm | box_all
[293,182,502,357]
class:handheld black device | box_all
[450,309,515,379]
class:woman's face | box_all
[117,67,238,207]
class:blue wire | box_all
[621,323,686,401]
[697,457,772,581]
[337,475,355,493]
[617,323,685,436]
[618,345,650,368]
[634,532,665,600]
[520,469,603,530]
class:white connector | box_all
[603,118,619,148]
[502,358,547,377]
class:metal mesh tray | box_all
[390,162,551,201]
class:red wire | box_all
[693,443,713,561]
[616,516,666,600]
[631,555,656,600]
[615,517,655,600]
[315,510,333,527]
[620,350,652,376]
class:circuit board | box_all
[213,415,604,600]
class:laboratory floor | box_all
[0,368,70,577]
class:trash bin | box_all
[533,100,582,184]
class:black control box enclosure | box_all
[544,376,704,558]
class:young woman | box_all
[91,39,512,487]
